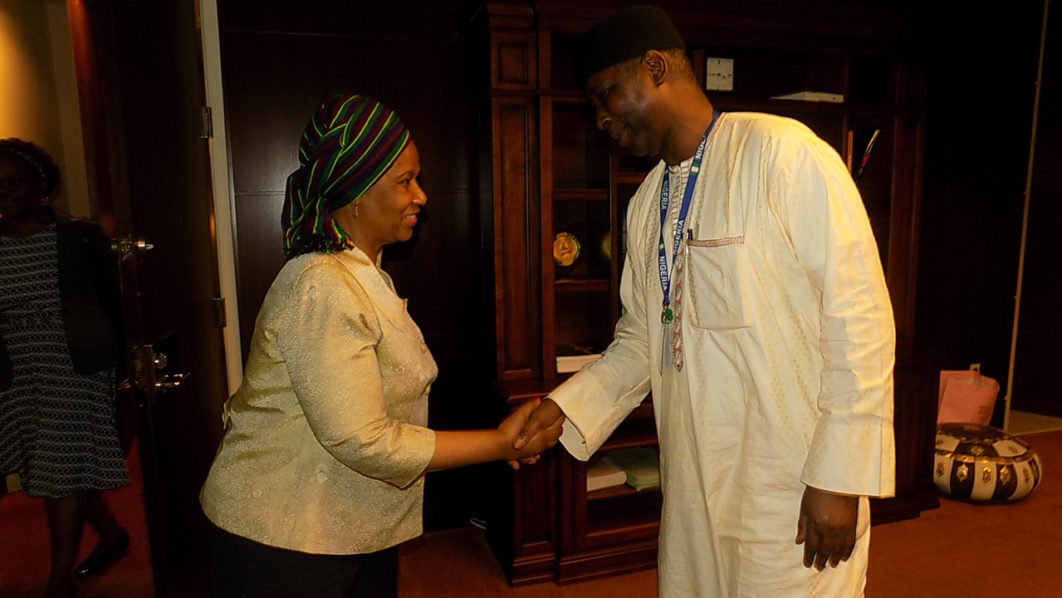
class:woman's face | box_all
[0,155,46,219]
[349,142,427,255]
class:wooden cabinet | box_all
[475,0,936,585]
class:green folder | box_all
[602,446,660,491]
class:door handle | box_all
[110,236,154,262]
[155,371,191,391]
[150,351,189,393]
[130,347,191,394]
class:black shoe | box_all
[74,530,129,578]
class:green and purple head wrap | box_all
[282,93,411,257]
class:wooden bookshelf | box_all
[475,0,935,584]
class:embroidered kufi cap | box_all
[576,4,686,84]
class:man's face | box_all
[584,59,660,157]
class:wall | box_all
[911,0,1046,424]
[0,0,89,216]
[1011,1,1061,418]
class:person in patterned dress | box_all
[0,138,130,598]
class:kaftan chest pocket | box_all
[686,236,752,330]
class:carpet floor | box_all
[2,431,1059,597]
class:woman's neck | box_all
[352,238,382,263]
[0,208,55,239]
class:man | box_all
[515,5,896,597]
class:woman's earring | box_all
[354,202,359,218]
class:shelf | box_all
[586,491,662,538]
[627,399,654,421]
[551,98,609,188]
[540,89,589,101]
[554,278,609,292]
[553,188,608,200]
[599,418,658,451]
[587,482,662,503]
[710,96,896,117]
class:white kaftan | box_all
[548,112,896,597]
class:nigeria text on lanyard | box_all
[658,110,723,324]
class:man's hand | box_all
[795,485,858,570]
[514,398,565,450]
[504,398,565,470]
[498,399,563,470]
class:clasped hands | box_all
[500,397,565,470]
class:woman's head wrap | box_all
[282,93,411,257]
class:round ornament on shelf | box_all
[553,232,580,267]
[934,423,1043,502]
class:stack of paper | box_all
[586,459,628,492]
[770,90,844,103]
[556,353,602,373]
[603,446,660,491]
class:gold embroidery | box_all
[686,235,745,248]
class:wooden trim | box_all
[491,31,537,90]
[492,97,541,381]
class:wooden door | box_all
[70,1,230,596]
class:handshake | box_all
[498,398,566,469]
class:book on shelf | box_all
[586,458,628,492]
[556,353,602,373]
[602,446,660,491]
[770,90,844,103]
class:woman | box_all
[0,139,130,598]
[199,93,562,598]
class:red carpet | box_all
[0,441,153,598]
[867,429,1062,597]
[3,431,1060,597]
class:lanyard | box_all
[658,110,721,324]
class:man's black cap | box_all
[576,4,686,85]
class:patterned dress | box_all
[0,223,128,497]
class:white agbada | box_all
[548,112,896,597]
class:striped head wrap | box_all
[282,93,411,257]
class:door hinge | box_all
[200,106,213,139]
[212,295,227,328]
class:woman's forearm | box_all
[426,430,510,472]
